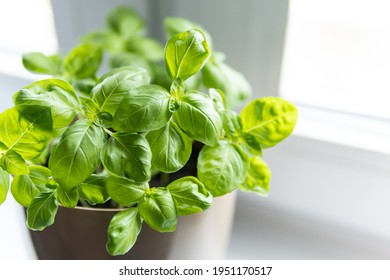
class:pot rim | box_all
[59,204,128,212]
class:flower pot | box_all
[28,191,237,260]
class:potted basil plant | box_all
[0,6,298,259]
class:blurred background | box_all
[1,0,390,259]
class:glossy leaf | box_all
[240,132,263,156]
[92,67,150,116]
[240,157,271,196]
[80,97,99,121]
[106,208,142,256]
[13,79,79,130]
[11,166,51,207]
[107,6,145,39]
[0,150,29,175]
[164,17,213,49]
[240,97,298,148]
[22,52,60,75]
[165,29,210,81]
[175,91,222,146]
[101,133,151,182]
[202,56,252,108]
[0,167,10,205]
[167,176,212,216]
[49,120,106,191]
[146,121,192,173]
[197,140,249,197]
[28,166,52,186]
[27,191,58,231]
[57,187,79,208]
[0,106,53,160]
[62,43,103,79]
[223,110,243,141]
[137,188,177,232]
[78,175,109,205]
[113,85,172,133]
[106,176,148,206]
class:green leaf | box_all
[106,208,142,256]
[106,176,148,206]
[28,166,52,186]
[164,17,213,50]
[27,191,58,231]
[197,140,249,197]
[62,43,103,79]
[146,121,192,173]
[0,167,10,206]
[80,97,99,121]
[0,150,29,175]
[137,188,177,232]
[22,52,60,75]
[13,79,79,130]
[167,176,212,216]
[109,53,151,73]
[240,97,298,148]
[57,187,79,208]
[78,175,109,205]
[0,106,53,160]
[165,29,210,81]
[202,56,252,108]
[128,37,164,61]
[82,30,125,53]
[113,85,172,133]
[11,166,52,207]
[223,110,243,141]
[240,132,263,156]
[175,91,222,146]
[72,78,97,96]
[209,88,226,114]
[101,133,151,182]
[92,67,150,117]
[240,157,271,196]
[107,6,145,39]
[49,120,106,191]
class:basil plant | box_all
[0,7,298,256]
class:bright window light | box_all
[280,0,390,119]
[0,0,58,77]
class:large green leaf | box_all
[22,52,60,75]
[106,176,148,206]
[49,120,106,191]
[175,91,222,146]
[0,150,29,175]
[113,85,172,133]
[0,167,10,205]
[240,97,298,148]
[10,166,51,208]
[92,67,150,116]
[0,106,53,160]
[78,175,109,205]
[27,191,58,231]
[62,43,103,79]
[106,208,142,256]
[101,133,151,182]
[13,79,80,130]
[146,121,192,173]
[137,188,177,232]
[240,157,271,196]
[167,176,212,216]
[202,55,252,108]
[197,140,249,197]
[165,29,210,81]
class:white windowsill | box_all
[292,103,390,156]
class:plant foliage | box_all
[0,6,298,256]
